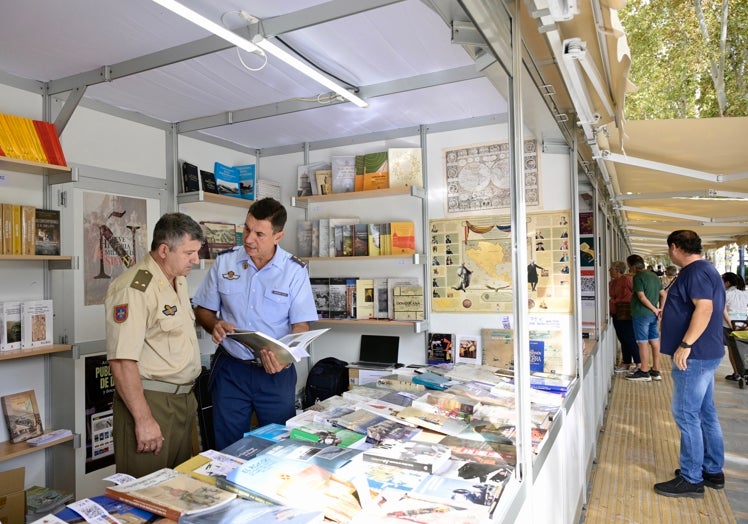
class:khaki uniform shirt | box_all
[105,254,200,384]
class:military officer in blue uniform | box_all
[105,213,204,477]
[193,198,318,450]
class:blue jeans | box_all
[670,357,724,484]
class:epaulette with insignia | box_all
[216,247,235,256]
[130,269,152,292]
[290,254,307,268]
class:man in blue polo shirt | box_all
[193,198,318,450]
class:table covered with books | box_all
[35,363,572,523]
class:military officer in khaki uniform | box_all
[105,212,204,478]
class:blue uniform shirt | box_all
[192,245,318,359]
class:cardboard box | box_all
[348,366,394,387]
[0,467,25,524]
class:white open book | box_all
[226,328,330,365]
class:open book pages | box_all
[226,328,330,365]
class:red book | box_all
[32,120,67,166]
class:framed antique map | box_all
[444,139,540,216]
[430,211,571,314]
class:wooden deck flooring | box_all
[583,357,746,524]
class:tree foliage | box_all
[620,0,748,119]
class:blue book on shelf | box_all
[214,162,241,197]
[412,371,450,391]
[235,164,256,200]
[529,340,544,373]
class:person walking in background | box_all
[193,198,318,450]
[654,230,725,498]
[625,254,664,382]
[661,265,678,292]
[609,261,639,373]
[105,213,204,477]
[721,272,748,382]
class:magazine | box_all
[226,328,330,365]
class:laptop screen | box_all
[359,334,400,364]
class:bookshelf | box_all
[177,191,253,208]
[0,433,74,463]
[0,344,72,362]
[0,156,71,177]
[313,318,427,333]
[292,186,424,208]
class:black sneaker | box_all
[674,468,724,489]
[625,369,652,382]
[725,373,739,381]
[649,370,662,381]
[654,476,704,498]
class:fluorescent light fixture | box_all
[151,0,368,108]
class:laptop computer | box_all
[348,334,400,369]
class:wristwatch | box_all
[679,341,692,348]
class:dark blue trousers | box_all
[612,314,640,364]
[209,349,297,450]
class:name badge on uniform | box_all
[222,271,240,280]
[272,290,289,297]
[114,304,128,323]
[163,304,177,316]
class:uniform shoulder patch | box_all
[130,269,153,292]
[290,254,307,268]
[216,247,235,256]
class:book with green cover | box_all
[290,423,366,448]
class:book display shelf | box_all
[0,155,76,464]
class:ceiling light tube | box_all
[152,0,368,108]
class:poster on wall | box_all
[430,211,572,314]
[83,192,148,305]
[85,355,116,473]
[443,138,540,216]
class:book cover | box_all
[296,162,329,197]
[214,162,241,196]
[221,432,276,460]
[12,204,21,255]
[333,408,388,435]
[175,450,246,485]
[20,299,53,348]
[333,225,344,257]
[1,300,22,351]
[345,278,358,318]
[2,203,12,255]
[388,147,423,188]
[390,221,416,255]
[363,439,451,474]
[259,439,362,472]
[396,406,469,437]
[363,152,389,176]
[365,418,422,444]
[181,161,200,193]
[375,375,426,393]
[352,223,369,257]
[25,485,73,517]
[290,423,366,448]
[392,285,424,321]
[25,428,73,447]
[309,277,330,319]
[177,497,325,524]
[245,423,292,442]
[386,277,419,320]
[373,277,389,319]
[226,456,361,521]
[355,278,375,320]
[411,391,477,422]
[317,218,329,258]
[311,219,319,257]
[201,221,236,259]
[34,208,61,256]
[437,435,516,466]
[53,494,155,523]
[410,372,451,392]
[105,468,236,520]
[21,205,35,255]
[481,328,514,368]
[427,333,454,365]
[296,220,314,258]
[410,473,499,509]
[367,223,380,257]
[455,334,482,366]
[226,328,330,365]
[529,340,544,373]
[1,389,43,443]
[327,277,348,319]
[341,224,354,256]
[360,461,430,494]
[200,170,219,194]
[328,217,359,256]
[236,164,256,200]
[362,171,389,191]
[314,169,333,196]
[331,155,356,194]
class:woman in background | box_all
[722,272,748,381]
[609,260,639,372]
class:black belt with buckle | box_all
[216,345,263,367]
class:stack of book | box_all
[180,160,256,200]
[25,485,74,522]
[309,276,421,321]
[297,218,415,259]
[0,112,67,166]
[0,299,53,351]
[0,204,60,256]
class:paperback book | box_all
[20,299,53,348]
[290,423,366,448]
[34,208,61,256]
[363,439,452,474]
[427,333,454,365]
[181,161,200,193]
[53,494,155,523]
[259,438,362,472]
[213,162,241,197]
[244,423,291,442]
[1,389,43,443]
[199,170,219,194]
[26,428,73,447]
[105,468,236,520]
[226,328,329,365]
[0,300,22,351]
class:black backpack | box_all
[304,357,349,408]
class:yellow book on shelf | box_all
[6,114,34,162]
[22,117,47,163]
[390,221,416,255]
[12,204,22,255]
[2,203,13,255]
[0,114,21,159]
